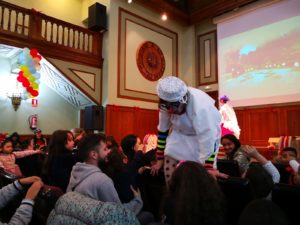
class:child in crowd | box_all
[8,132,22,151]
[243,145,280,183]
[142,134,157,154]
[121,134,145,175]
[103,147,136,203]
[30,129,47,150]
[221,134,250,174]
[273,147,298,165]
[0,139,42,177]
[20,139,34,150]
[43,130,77,192]
[242,146,280,199]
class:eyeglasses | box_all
[159,100,181,111]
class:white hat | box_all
[156,76,188,102]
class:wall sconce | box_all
[8,93,22,111]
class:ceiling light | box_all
[161,13,167,21]
[128,0,132,3]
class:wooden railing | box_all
[0,1,103,67]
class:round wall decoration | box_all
[136,41,165,81]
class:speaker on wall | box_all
[88,2,107,32]
[84,105,104,131]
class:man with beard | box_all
[67,133,143,215]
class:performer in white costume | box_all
[150,76,222,183]
[219,95,240,139]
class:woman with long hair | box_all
[121,134,144,173]
[102,147,135,203]
[221,134,250,174]
[162,161,226,225]
[43,130,77,192]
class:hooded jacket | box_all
[67,162,143,215]
[47,191,139,225]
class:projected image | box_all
[219,14,300,106]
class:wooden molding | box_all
[69,68,96,91]
[197,30,218,86]
[46,58,102,106]
[118,8,178,102]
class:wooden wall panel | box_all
[235,104,300,147]
[105,105,159,144]
[106,106,135,144]
[106,104,300,148]
[286,107,300,136]
[135,108,159,137]
[247,108,280,146]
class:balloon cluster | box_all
[17,48,42,98]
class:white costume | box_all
[219,103,240,139]
[158,87,221,167]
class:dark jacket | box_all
[44,151,78,192]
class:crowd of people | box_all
[0,77,299,225]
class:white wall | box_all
[0,58,79,135]
[4,0,84,26]
[105,0,195,110]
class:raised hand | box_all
[242,145,259,159]
[130,185,141,198]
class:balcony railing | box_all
[0,1,103,67]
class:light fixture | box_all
[8,93,22,111]
[3,74,25,111]
[128,0,132,3]
[161,13,167,21]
